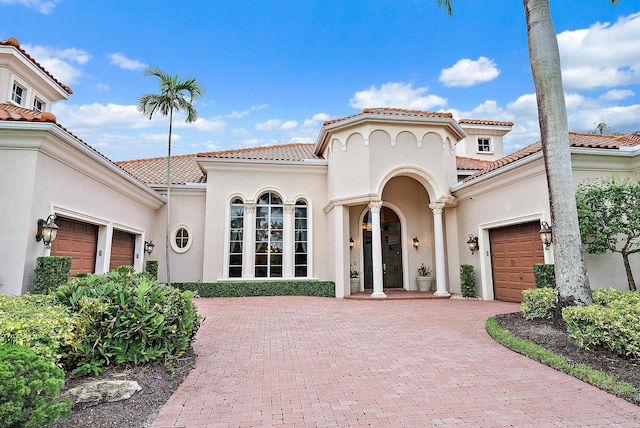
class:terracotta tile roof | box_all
[1,38,73,95]
[459,119,514,127]
[456,156,493,171]
[117,155,206,185]
[465,132,640,182]
[197,143,322,161]
[323,108,454,126]
[0,102,57,122]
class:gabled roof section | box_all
[0,38,73,95]
[198,143,321,161]
[464,132,640,182]
[117,154,206,185]
[322,108,454,126]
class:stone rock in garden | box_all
[64,380,142,409]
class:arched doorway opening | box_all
[362,206,403,289]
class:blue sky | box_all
[2,0,639,161]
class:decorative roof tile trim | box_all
[456,156,494,171]
[458,119,514,127]
[116,154,206,185]
[323,107,454,126]
[0,103,56,122]
[1,38,73,95]
[197,143,322,161]
[464,132,640,182]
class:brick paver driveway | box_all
[154,297,639,427]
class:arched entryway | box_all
[362,206,403,289]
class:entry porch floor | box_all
[345,288,452,300]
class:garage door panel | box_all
[51,217,98,276]
[490,221,545,303]
[110,230,135,270]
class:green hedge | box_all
[32,256,72,294]
[145,260,158,280]
[521,287,556,320]
[533,264,556,288]
[0,344,71,428]
[0,294,77,365]
[459,264,476,297]
[173,280,335,298]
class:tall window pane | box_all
[255,192,283,277]
[229,198,244,277]
[294,200,308,277]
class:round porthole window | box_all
[171,224,192,253]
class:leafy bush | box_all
[32,256,72,294]
[145,260,158,280]
[533,264,556,288]
[173,280,335,297]
[0,294,78,364]
[53,266,203,374]
[459,264,476,297]
[563,290,640,360]
[521,287,556,320]
[0,344,71,428]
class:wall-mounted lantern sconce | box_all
[349,237,355,249]
[539,221,553,250]
[35,214,59,249]
[412,237,420,250]
[144,239,155,255]
[467,234,479,255]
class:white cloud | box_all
[280,121,297,131]
[22,43,90,84]
[558,12,640,89]
[350,82,447,110]
[439,57,500,88]
[96,82,109,91]
[106,52,147,71]
[600,89,634,100]
[0,0,59,14]
[52,103,151,129]
[256,119,282,131]
[227,104,268,119]
[175,116,226,132]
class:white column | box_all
[370,201,386,298]
[330,205,349,298]
[243,203,256,278]
[283,203,294,278]
[429,202,450,296]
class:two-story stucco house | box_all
[2,38,639,301]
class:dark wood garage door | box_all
[490,222,545,302]
[51,217,98,276]
[110,230,135,270]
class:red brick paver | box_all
[154,297,639,427]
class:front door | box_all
[363,206,403,289]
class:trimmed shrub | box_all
[173,280,335,298]
[145,260,158,280]
[53,266,203,375]
[459,264,476,297]
[0,294,78,364]
[563,290,640,360]
[0,344,71,428]
[533,264,556,288]
[521,287,556,320]
[32,256,72,294]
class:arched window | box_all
[228,198,244,277]
[294,200,308,277]
[255,192,283,277]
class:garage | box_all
[109,230,136,270]
[490,221,545,302]
[51,217,98,276]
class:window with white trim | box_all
[228,198,244,278]
[255,192,283,278]
[477,137,491,153]
[294,200,308,277]
[33,98,45,112]
[11,82,24,105]
[171,225,192,253]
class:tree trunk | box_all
[523,0,593,313]
[165,108,173,287]
[621,252,637,291]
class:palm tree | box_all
[138,66,205,286]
